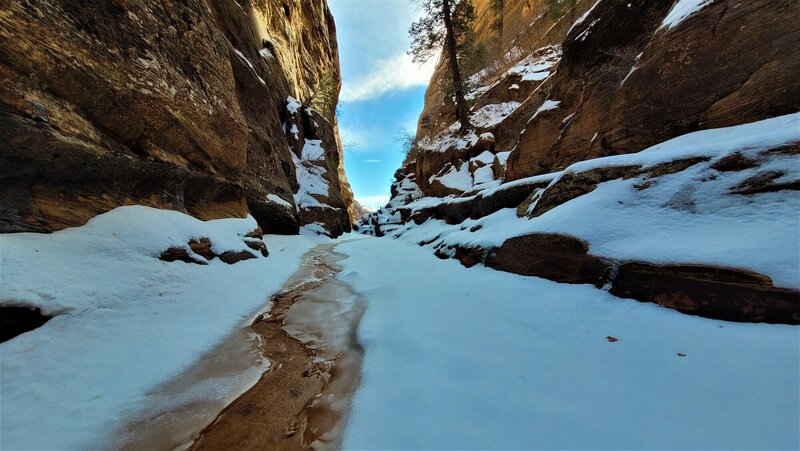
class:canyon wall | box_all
[0,0,354,236]
[413,0,799,188]
[362,0,800,324]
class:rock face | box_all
[507,0,800,180]
[0,0,354,236]
[409,0,799,192]
[360,0,800,324]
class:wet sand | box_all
[191,243,365,450]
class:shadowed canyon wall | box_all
[0,0,355,236]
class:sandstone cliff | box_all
[414,0,799,187]
[360,0,800,324]
[0,0,355,236]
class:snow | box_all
[293,164,329,209]
[337,236,799,449]
[301,222,328,236]
[576,18,599,41]
[464,81,495,101]
[417,122,479,153]
[470,102,521,128]
[367,113,800,289]
[258,47,274,59]
[301,139,325,161]
[507,46,560,82]
[232,49,266,86]
[529,99,561,122]
[431,162,473,192]
[564,112,799,173]
[661,0,715,29]
[472,150,495,165]
[0,206,320,449]
[472,164,497,186]
[286,96,301,115]
[494,150,511,166]
[292,139,331,209]
[266,193,293,209]
[522,70,550,82]
[620,52,643,86]
[455,131,478,149]
[568,0,601,35]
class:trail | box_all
[192,241,366,450]
[118,241,366,450]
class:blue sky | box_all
[329,0,435,209]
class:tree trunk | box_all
[442,0,470,133]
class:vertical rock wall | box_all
[0,0,355,236]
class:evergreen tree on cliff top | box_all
[409,0,475,133]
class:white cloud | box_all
[339,125,368,151]
[363,159,381,163]
[340,52,437,102]
[338,125,397,154]
[357,195,391,209]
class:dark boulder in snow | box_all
[485,233,610,287]
[160,236,266,264]
[611,263,800,324]
[219,250,258,265]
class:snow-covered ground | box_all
[1,206,797,449]
[336,235,799,449]
[0,207,324,449]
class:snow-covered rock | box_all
[360,114,800,323]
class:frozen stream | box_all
[115,239,367,450]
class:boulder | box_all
[219,250,258,265]
[610,263,800,324]
[245,239,270,257]
[159,247,208,265]
[189,238,216,261]
[485,233,610,287]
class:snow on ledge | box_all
[373,113,800,290]
[266,193,293,209]
[660,0,714,30]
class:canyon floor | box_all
[1,211,798,449]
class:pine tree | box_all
[545,0,577,21]
[490,0,504,42]
[302,72,338,121]
[409,0,475,133]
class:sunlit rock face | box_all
[360,0,800,324]
[506,0,800,181]
[0,0,355,236]
[408,0,799,193]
